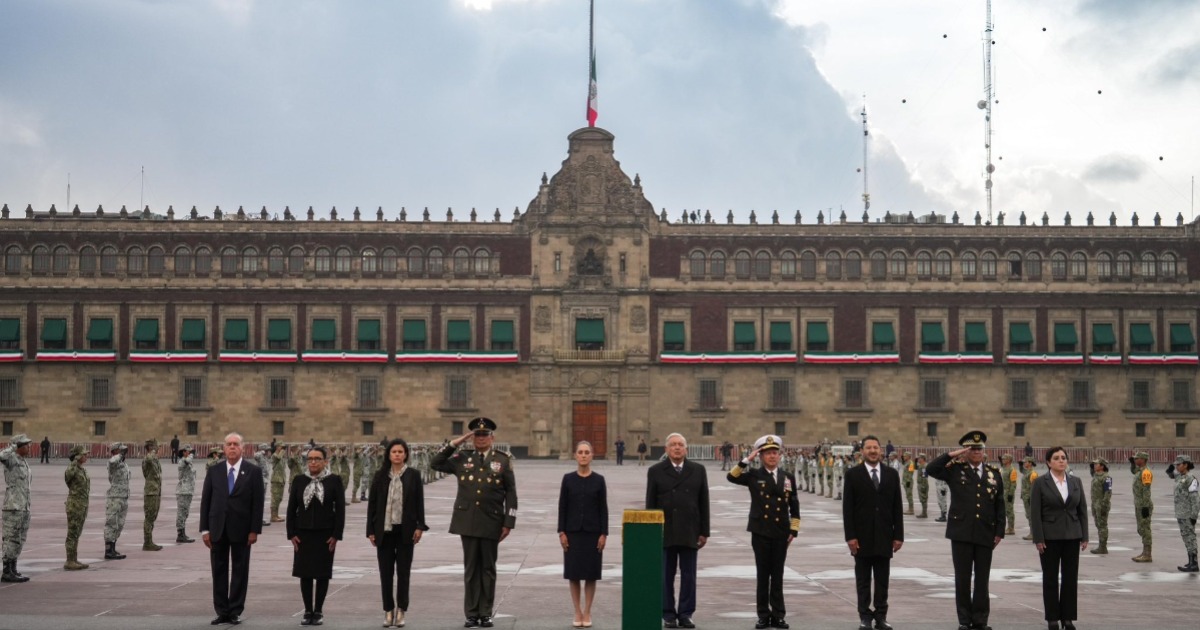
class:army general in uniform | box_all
[926,431,1006,630]
[1,434,33,583]
[727,435,800,630]
[431,417,518,629]
[63,445,91,571]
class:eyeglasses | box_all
[306,457,325,462]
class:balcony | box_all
[553,349,627,363]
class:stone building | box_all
[1,127,1198,456]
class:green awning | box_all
[1053,323,1077,346]
[872,322,895,345]
[0,319,19,342]
[769,322,792,345]
[1009,322,1033,345]
[224,319,248,343]
[806,321,829,344]
[576,319,605,344]
[311,319,336,343]
[1130,323,1154,347]
[964,322,988,345]
[133,318,159,342]
[87,318,113,342]
[41,318,66,343]
[1091,323,1115,346]
[181,319,206,343]
[491,320,514,344]
[357,319,381,342]
[402,319,426,342]
[921,322,945,345]
[447,320,472,343]
[267,319,291,342]
[662,321,685,345]
[1170,323,1194,346]
[733,321,756,345]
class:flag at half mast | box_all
[586,0,598,126]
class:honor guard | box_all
[915,453,929,518]
[1,434,33,582]
[1129,451,1154,562]
[1172,455,1199,572]
[998,453,1016,536]
[176,444,197,543]
[142,438,164,551]
[64,445,91,570]
[901,453,915,515]
[104,442,131,560]
[270,444,287,522]
[1089,458,1111,554]
[1020,456,1038,540]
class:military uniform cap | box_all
[110,442,127,452]
[9,434,32,446]
[144,438,157,449]
[258,443,269,450]
[1174,454,1195,469]
[469,416,498,434]
[1000,453,1014,461]
[1022,455,1036,465]
[916,452,927,460]
[1091,457,1109,470]
[1133,451,1150,460]
[180,443,194,452]
[753,434,782,451]
[68,445,87,459]
[958,431,987,448]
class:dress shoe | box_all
[211,616,228,625]
[479,617,494,628]
[663,619,679,628]
[310,612,324,626]
[300,612,313,626]
[859,615,874,629]
[678,617,696,628]
[772,618,789,629]
[227,615,242,625]
[873,618,892,630]
[464,617,480,628]
[1046,623,1059,630]
[1062,622,1076,630]
[755,617,771,629]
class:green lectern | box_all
[622,509,664,629]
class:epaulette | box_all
[985,463,1001,472]
[494,449,513,459]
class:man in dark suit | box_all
[430,417,518,629]
[646,432,710,629]
[926,431,1006,630]
[200,432,265,626]
[843,435,904,630]
[728,435,799,629]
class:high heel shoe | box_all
[383,610,393,628]
[395,609,405,628]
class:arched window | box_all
[3,246,21,274]
[889,252,907,278]
[689,251,706,277]
[915,251,932,278]
[1007,252,1022,278]
[709,251,726,277]
[1115,252,1132,279]
[334,247,352,272]
[380,248,398,273]
[407,247,424,274]
[1097,252,1113,279]
[825,251,842,280]
[52,246,70,274]
[845,251,862,279]
[268,247,285,273]
[870,251,887,279]
[221,247,238,273]
[127,246,145,274]
[754,251,771,279]
[473,249,491,274]
[314,247,332,272]
[80,246,98,274]
[101,246,119,274]
[734,251,751,279]
[194,247,212,274]
[1139,252,1157,278]
[241,247,259,273]
[174,247,192,274]
[1161,252,1177,278]
[361,248,377,273]
[961,251,978,279]
[454,248,471,273]
[780,251,796,279]
[934,252,951,278]
[32,245,50,274]
[427,248,444,274]
[288,247,306,273]
[1050,253,1067,280]
[1026,252,1042,280]
[800,251,817,279]
[980,252,997,278]
[1070,252,1087,279]
[147,246,165,274]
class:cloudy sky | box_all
[1,0,1197,225]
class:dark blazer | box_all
[645,458,710,548]
[926,453,1006,546]
[286,474,346,540]
[199,459,265,543]
[558,471,609,535]
[1029,472,1088,543]
[727,463,800,539]
[843,463,905,557]
[366,467,429,542]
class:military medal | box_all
[490,460,503,473]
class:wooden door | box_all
[572,401,608,458]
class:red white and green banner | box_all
[1128,353,1199,366]
[1087,353,1124,365]
[0,350,22,362]
[1006,353,1084,365]
[660,352,796,364]
[586,0,598,126]
[394,351,519,364]
[129,351,209,363]
[918,352,994,364]
[219,351,298,363]
[802,352,899,364]
[301,351,389,363]
[36,349,117,362]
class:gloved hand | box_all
[1141,507,1150,518]
[1191,518,1196,526]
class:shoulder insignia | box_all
[1030,471,1039,481]
[729,466,743,479]
[1009,469,1018,481]
[789,517,801,531]
[1141,469,1153,485]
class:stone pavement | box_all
[1,457,1197,629]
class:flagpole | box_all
[586,0,597,127]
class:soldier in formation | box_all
[833,454,845,500]
[104,442,130,560]
[1129,451,1154,562]
[1020,456,1038,540]
[901,453,915,515]
[914,453,929,518]
[270,444,288,523]
[289,445,304,482]
[933,474,949,522]
[1089,458,1111,555]
[63,445,90,570]
[176,443,197,543]
[998,453,1017,536]
[253,443,272,526]
[1,434,33,582]
[359,445,377,502]
[1172,454,1199,572]
[142,438,163,551]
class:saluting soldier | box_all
[901,453,915,515]
[1129,451,1154,562]
[334,446,351,498]
[1,434,34,582]
[431,417,518,629]
[176,443,197,543]
[352,446,367,503]
[142,438,164,551]
[1089,458,1111,555]
[270,444,287,522]
[915,453,929,518]
[833,454,845,501]
[926,431,1006,630]
[63,445,91,570]
[1171,454,1198,572]
[104,442,130,560]
[998,453,1017,536]
[728,435,800,630]
[934,476,949,522]
[289,445,304,482]
[360,445,378,502]
[1020,456,1039,540]
[253,443,272,527]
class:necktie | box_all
[675,465,682,474]
[975,466,982,480]
[871,467,880,489]
[227,466,236,494]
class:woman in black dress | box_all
[287,445,346,626]
[558,441,608,628]
[367,438,428,628]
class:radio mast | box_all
[980,0,996,223]
[861,95,870,213]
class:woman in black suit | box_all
[286,445,346,626]
[1030,446,1088,630]
[558,441,608,628]
[367,438,428,628]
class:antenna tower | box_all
[861,96,870,213]
[980,0,995,223]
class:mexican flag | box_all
[587,47,598,126]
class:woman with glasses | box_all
[287,445,346,626]
[367,438,428,628]
[1030,446,1088,630]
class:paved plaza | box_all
[1,456,1198,629]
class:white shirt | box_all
[1051,472,1069,502]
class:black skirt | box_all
[563,531,603,581]
[292,527,336,579]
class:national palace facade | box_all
[1,128,1198,457]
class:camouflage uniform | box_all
[902,454,915,514]
[105,445,131,558]
[833,456,845,500]
[1172,455,1199,571]
[334,447,351,500]
[1089,459,1112,554]
[270,447,287,522]
[175,446,196,542]
[359,446,376,500]
[1130,453,1154,562]
[999,456,1017,535]
[1020,459,1038,540]
[934,477,949,520]
[1,436,33,582]
[141,440,163,550]
[253,443,271,526]
[63,446,90,570]
[915,454,929,518]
